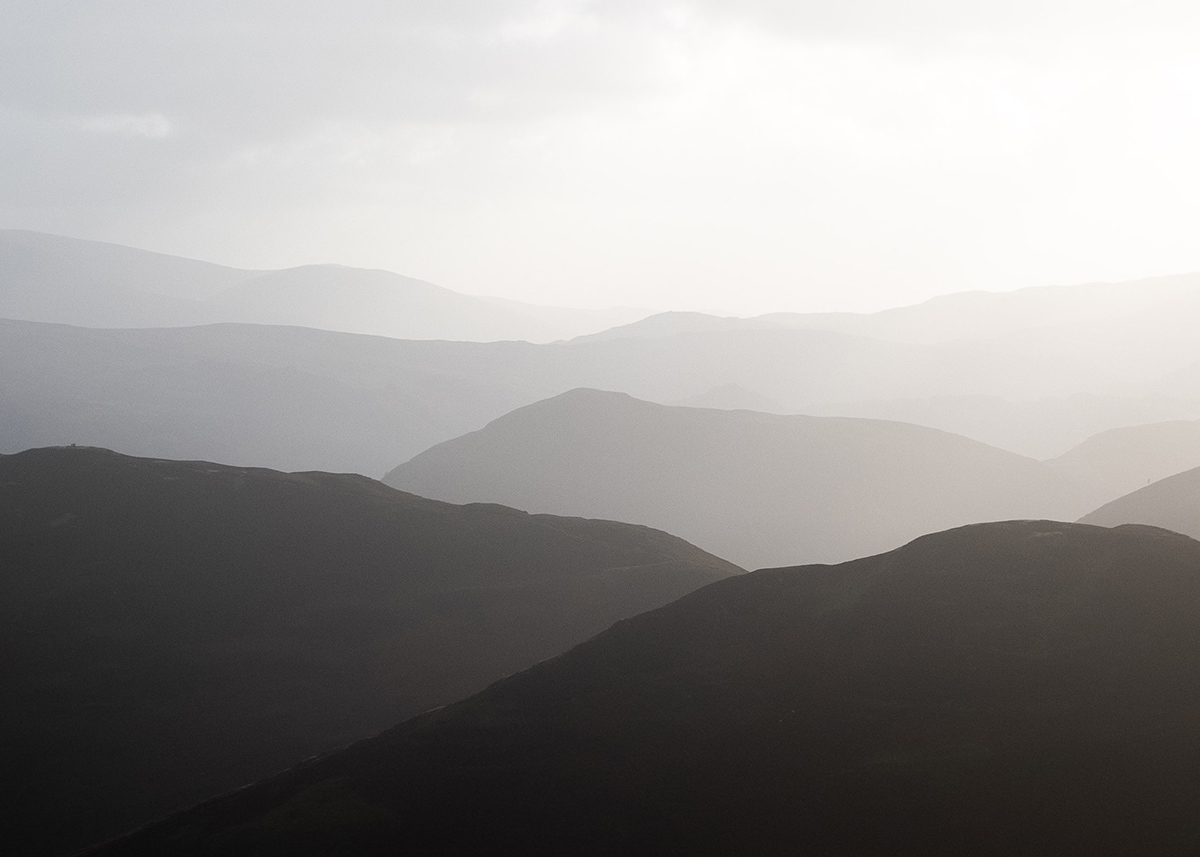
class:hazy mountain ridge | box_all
[1052,419,1200,498]
[1,445,739,856]
[0,230,645,342]
[802,393,1200,459]
[580,276,1200,451]
[93,521,1200,855]
[0,318,543,475]
[384,388,1105,568]
[592,273,1200,352]
[8,238,1200,479]
[0,319,1116,477]
[1080,463,1200,539]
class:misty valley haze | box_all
[9,232,1200,854]
[7,229,1200,854]
[8,2,1200,853]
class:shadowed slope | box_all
[95,521,1200,856]
[385,389,1103,568]
[0,446,739,856]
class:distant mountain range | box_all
[5,317,1188,477]
[584,275,1200,377]
[0,446,738,857]
[384,389,1103,568]
[93,521,1200,856]
[0,230,645,341]
[8,232,1200,478]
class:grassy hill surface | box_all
[92,520,1200,856]
[385,388,1103,568]
[0,446,739,856]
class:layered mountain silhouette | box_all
[589,274,1200,374]
[1,319,1118,477]
[581,276,1200,451]
[0,319,543,474]
[802,393,1200,459]
[0,446,739,856]
[93,521,1200,856]
[9,244,1200,477]
[0,230,642,341]
[1080,463,1200,539]
[1051,418,1200,498]
[384,389,1103,568]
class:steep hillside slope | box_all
[0,447,739,856]
[95,521,1200,856]
[385,389,1103,568]
[1080,464,1200,539]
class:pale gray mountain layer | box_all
[1051,419,1200,500]
[384,388,1105,569]
[800,394,1200,460]
[1080,464,1200,541]
[0,230,646,342]
[7,316,1200,480]
[585,274,1200,392]
[0,319,539,475]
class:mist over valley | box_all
[7,3,1200,852]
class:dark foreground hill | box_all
[385,388,1103,568]
[0,447,739,857]
[95,521,1200,856]
[1080,463,1200,539]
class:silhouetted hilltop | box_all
[1080,463,1200,539]
[1052,419,1200,497]
[0,446,738,856]
[94,521,1200,856]
[385,388,1104,568]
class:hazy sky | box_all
[3,1,1200,314]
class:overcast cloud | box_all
[3,1,1199,313]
